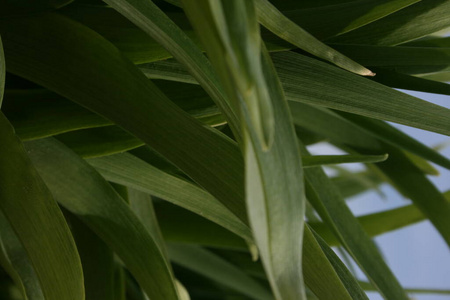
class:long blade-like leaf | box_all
[330,0,450,46]
[255,0,374,76]
[103,0,241,141]
[168,245,272,300]
[182,1,307,299]
[300,142,409,300]
[88,153,252,243]
[25,138,180,300]
[0,112,84,300]
[0,13,247,224]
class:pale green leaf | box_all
[182,2,307,299]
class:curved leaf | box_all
[330,0,450,46]
[0,13,247,224]
[87,153,253,243]
[0,112,84,300]
[255,0,374,76]
[182,1,307,299]
[168,245,272,300]
[103,0,242,141]
[25,137,180,300]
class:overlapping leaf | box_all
[25,137,180,300]
[0,113,84,300]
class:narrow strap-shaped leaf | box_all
[369,68,450,97]
[87,153,253,243]
[273,0,420,41]
[25,138,180,300]
[167,245,273,300]
[358,281,450,296]
[0,112,84,300]
[182,2,307,299]
[134,54,450,143]
[330,44,450,67]
[330,0,450,46]
[103,0,241,141]
[335,111,450,170]
[302,154,388,168]
[255,0,374,76]
[66,212,116,300]
[312,203,428,246]
[57,126,145,158]
[272,51,450,137]
[154,202,248,249]
[310,228,369,300]
[1,89,112,140]
[129,189,192,300]
[301,226,353,300]
[0,13,247,224]
[299,142,409,300]
[0,211,44,300]
[128,189,168,258]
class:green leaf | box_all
[301,227,353,300]
[1,89,112,140]
[310,228,369,300]
[154,201,248,250]
[335,111,450,170]
[330,44,450,67]
[57,126,145,158]
[273,51,450,137]
[300,142,409,300]
[0,212,44,300]
[369,68,450,97]
[255,0,374,76]
[0,13,247,224]
[358,281,450,296]
[312,203,428,246]
[302,154,388,168]
[182,1,307,299]
[132,54,450,141]
[66,212,116,300]
[167,245,273,300]
[275,0,421,41]
[25,137,180,300]
[0,112,84,300]
[87,153,253,243]
[330,0,450,46]
[103,0,242,141]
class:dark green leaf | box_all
[25,138,180,300]
[0,112,84,300]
